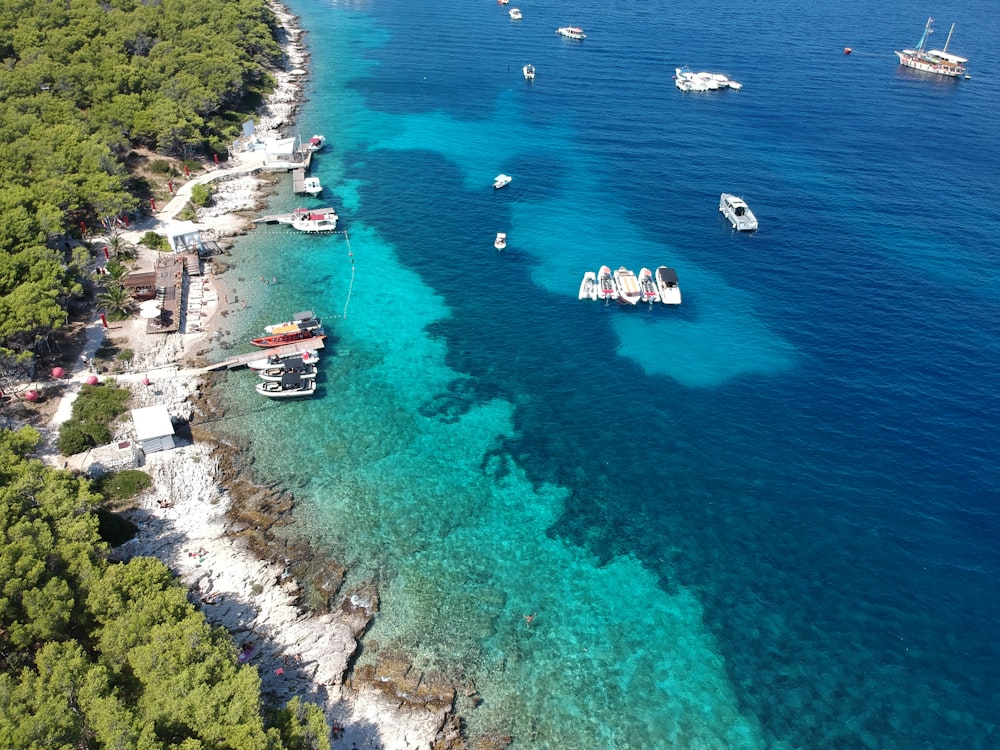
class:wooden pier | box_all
[204,339,326,371]
[291,168,306,195]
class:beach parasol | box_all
[140,307,162,319]
[139,299,162,310]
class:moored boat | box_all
[494,232,507,251]
[290,206,338,232]
[523,64,535,80]
[255,373,317,399]
[720,193,758,231]
[578,271,598,301]
[556,26,586,40]
[306,134,326,152]
[655,266,682,305]
[509,8,522,20]
[596,265,617,301]
[302,176,322,196]
[250,327,326,348]
[248,349,319,370]
[638,267,661,304]
[613,267,641,305]
[895,18,968,78]
[675,66,742,92]
[258,359,318,382]
[264,311,321,334]
[493,173,512,189]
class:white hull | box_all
[675,67,741,92]
[291,207,339,232]
[494,232,507,251]
[655,266,682,305]
[255,380,317,398]
[638,267,661,304]
[493,173,512,189]
[556,27,586,40]
[613,267,641,305]
[578,271,598,300]
[596,266,617,300]
[248,350,319,370]
[302,176,323,196]
[258,364,317,382]
[895,51,966,77]
[720,193,758,232]
[523,65,535,80]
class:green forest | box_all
[0,427,331,748]
[0,0,282,363]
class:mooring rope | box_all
[341,230,355,320]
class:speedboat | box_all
[493,173,512,189]
[655,266,682,305]
[290,206,338,232]
[302,176,322,196]
[523,64,535,80]
[556,26,586,40]
[264,310,321,334]
[251,327,326,348]
[719,193,758,231]
[638,268,661,304]
[509,8,522,20]
[258,358,318,382]
[578,271,598,301]
[255,373,317,399]
[497,0,508,4]
[306,135,326,152]
[248,349,319,370]
[494,232,507,251]
[613,267,641,305]
[675,66,741,92]
[596,265,617,301]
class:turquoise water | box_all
[210,0,999,746]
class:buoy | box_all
[52,366,65,378]
[844,47,852,55]
[142,377,151,386]
[24,390,39,402]
[86,375,99,385]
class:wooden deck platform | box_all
[204,339,326,371]
[292,168,306,194]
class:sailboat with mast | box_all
[895,18,968,78]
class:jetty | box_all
[204,339,326,371]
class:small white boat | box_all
[302,176,323,196]
[719,193,758,231]
[675,66,741,92]
[596,265,617,301]
[494,232,507,251]
[509,7,522,20]
[613,267,641,305]
[264,311,321,334]
[638,267,661,304]
[255,373,317,399]
[291,206,339,232]
[655,266,682,305]
[493,173,512,189]
[556,26,586,40]
[306,134,326,152]
[523,64,535,80]
[248,349,319,370]
[497,0,508,5]
[578,271,598,301]
[258,359,318,382]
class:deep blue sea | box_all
[210,0,999,746]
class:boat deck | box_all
[204,339,326,371]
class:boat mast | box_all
[943,23,956,53]
[917,17,933,52]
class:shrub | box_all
[149,159,173,175]
[141,231,169,251]
[95,469,153,503]
[57,422,93,455]
[190,183,212,207]
[57,384,130,456]
[116,349,133,362]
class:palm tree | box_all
[105,232,137,261]
[97,283,135,320]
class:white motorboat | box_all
[493,173,512,189]
[302,176,323,196]
[258,359,318,382]
[613,267,641,305]
[509,8,522,20]
[596,265,617,301]
[523,64,535,80]
[306,134,326,152]
[556,26,586,40]
[719,193,758,231]
[655,266,682,305]
[638,267,661,305]
[264,310,321,334]
[248,349,319,370]
[497,0,508,4]
[895,18,968,78]
[675,66,741,92]
[578,271,598,300]
[494,232,507,251]
[290,206,339,232]
[255,373,317,399]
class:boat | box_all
[302,176,323,197]
[264,310,321,334]
[523,64,535,80]
[556,26,586,40]
[497,0,508,4]
[250,327,327,348]
[638,268,661,304]
[494,232,507,251]
[493,173,512,189]
[895,18,968,78]
[248,349,319,370]
[255,373,317,399]
[613,267,641,305]
[719,193,758,232]
[596,265,617,301]
[578,271,598,301]
[290,206,339,232]
[509,8,522,20]
[655,266,682,305]
[258,358,318,382]
[675,66,742,92]
[306,134,326,152]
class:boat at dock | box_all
[895,18,968,78]
[248,349,319,370]
[613,267,641,305]
[250,327,326,348]
[578,271,598,300]
[306,134,326,152]
[255,373,317,399]
[258,358,318,382]
[655,266,682,305]
[638,267,661,304]
[720,193,758,231]
[597,265,617,301]
[302,176,323,196]
[291,206,338,232]
[264,310,321,334]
